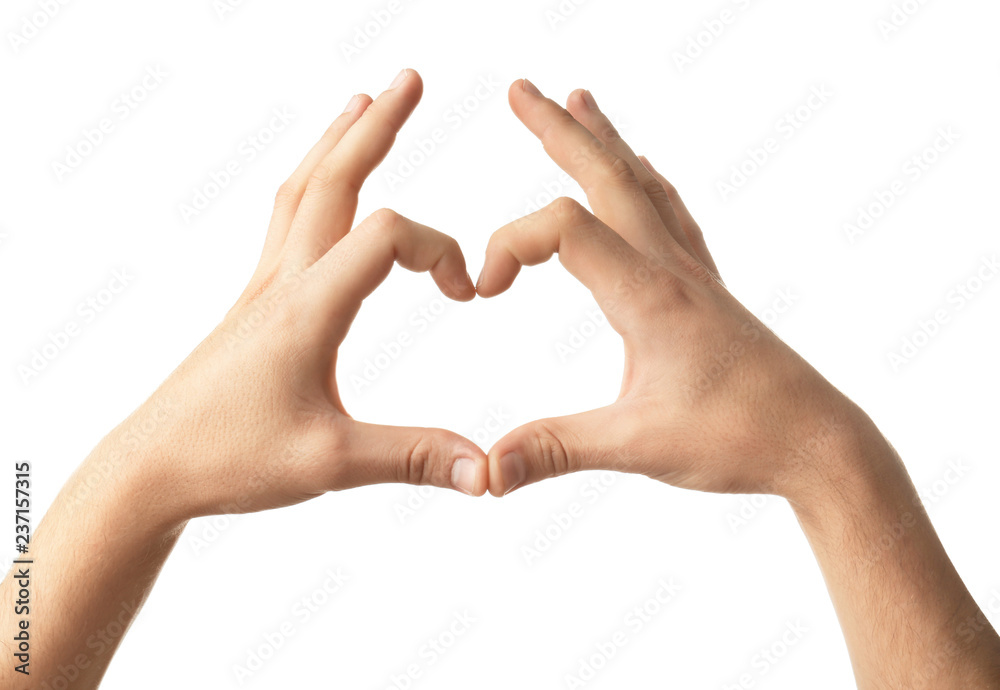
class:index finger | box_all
[304,209,475,344]
[508,79,675,255]
[477,197,679,331]
[284,69,424,265]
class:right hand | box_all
[478,79,876,503]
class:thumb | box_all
[487,407,629,496]
[338,421,489,496]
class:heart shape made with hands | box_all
[206,68,850,522]
[399,76,829,504]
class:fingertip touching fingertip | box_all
[448,272,476,301]
[500,451,526,495]
[451,456,478,496]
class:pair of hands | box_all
[120,69,866,526]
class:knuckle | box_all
[438,230,460,253]
[532,421,575,477]
[539,108,579,148]
[660,177,679,197]
[404,432,434,486]
[598,121,622,144]
[643,279,691,318]
[273,181,298,208]
[685,221,707,244]
[682,254,716,287]
[642,177,673,209]
[604,155,638,187]
[306,162,339,192]
[367,207,401,236]
[549,196,587,225]
[312,421,354,489]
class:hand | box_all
[106,68,487,527]
[478,79,873,502]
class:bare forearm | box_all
[789,415,1000,688]
[1,431,184,689]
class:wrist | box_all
[775,403,908,519]
[781,409,916,536]
[79,408,192,537]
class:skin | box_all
[2,71,997,688]
[0,69,488,690]
[478,78,1000,688]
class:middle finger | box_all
[508,78,679,259]
[284,68,424,265]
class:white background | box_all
[2,0,999,688]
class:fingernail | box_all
[500,452,526,495]
[389,69,410,90]
[343,94,361,114]
[451,272,472,298]
[475,265,487,291]
[638,155,655,172]
[521,78,542,97]
[581,89,598,110]
[451,457,477,496]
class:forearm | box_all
[789,414,1000,688]
[1,427,185,689]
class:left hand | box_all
[101,69,488,529]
